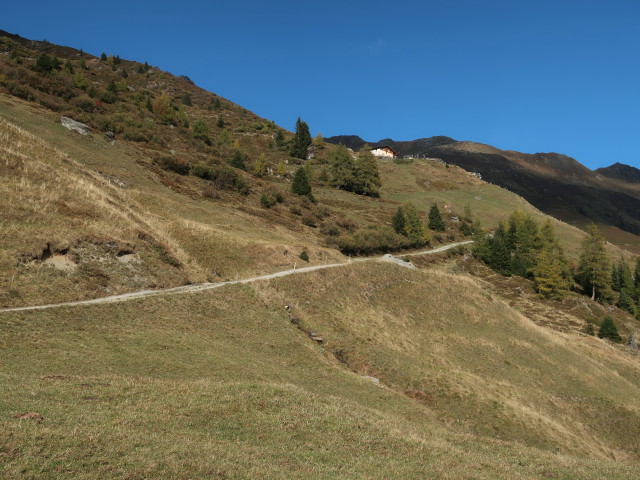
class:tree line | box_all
[474,212,640,333]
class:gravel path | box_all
[0,240,473,313]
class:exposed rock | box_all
[61,116,90,135]
[104,131,115,140]
[382,254,417,269]
[44,255,77,272]
[117,253,140,265]
[363,375,380,384]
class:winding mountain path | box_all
[0,241,473,314]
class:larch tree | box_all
[576,224,612,301]
[353,147,381,197]
[329,145,356,191]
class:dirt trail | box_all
[0,241,473,314]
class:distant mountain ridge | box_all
[325,135,457,157]
[596,162,640,183]
[326,134,640,236]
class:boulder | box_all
[60,116,90,135]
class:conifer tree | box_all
[329,145,356,191]
[392,207,406,235]
[290,117,312,159]
[275,130,285,147]
[488,231,512,275]
[576,224,612,301]
[531,220,570,297]
[402,203,429,245]
[229,149,246,170]
[612,263,622,292]
[617,289,636,316]
[598,316,622,343]
[619,259,634,292]
[428,204,445,231]
[353,147,381,197]
[532,248,569,300]
[459,222,473,237]
[291,166,314,202]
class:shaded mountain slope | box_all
[596,162,640,183]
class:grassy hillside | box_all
[2,32,640,479]
[2,263,640,478]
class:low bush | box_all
[191,164,250,194]
[156,156,190,175]
[335,226,412,255]
[301,215,317,228]
[71,95,95,112]
[261,194,276,208]
[320,221,340,237]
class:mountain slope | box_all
[2,31,640,479]
[2,262,640,478]
[596,162,640,183]
[327,135,640,246]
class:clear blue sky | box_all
[4,0,640,169]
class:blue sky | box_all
[3,0,640,168]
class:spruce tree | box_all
[392,207,406,235]
[576,224,612,301]
[229,150,246,170]
[428,204,445,231]
[275,130,285,147]
[612,263,622,291]
[290,117,312,159]
[487,224,511,275]
[598,316,622,343]
[291,167,314,202]
[618,289,635,316]
[459,222,473,237]
[620,259,634,292]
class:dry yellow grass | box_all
[1,262,640,478]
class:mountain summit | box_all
[595,162,640,183]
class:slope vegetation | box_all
[2,262,640,478]
[326,135,640,250]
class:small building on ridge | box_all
[370,146,398,159]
